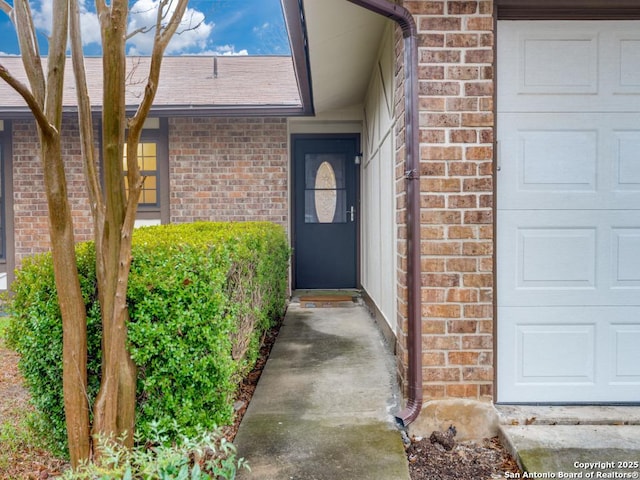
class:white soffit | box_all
[303,0,389,114]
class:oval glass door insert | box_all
[315,161,337,223]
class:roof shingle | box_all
[0,55,302,114]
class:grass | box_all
[0,411,41,471]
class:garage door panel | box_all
[499,21,640,112]
[499,114,640,210]
[518,323,596,383]
[610,35,640,95]
[520,36,598,95]
[614,131,640,191]
[612,228,640,288]
[518,130,597,190]
[498,211,640,307]
[610,324,640,383]
[498,307,640,402]
[517,227,596,288]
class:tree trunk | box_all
[40,131,91,467]
[38,0,91,466]
[91,1,138,449]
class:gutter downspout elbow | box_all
[346,0,422,427]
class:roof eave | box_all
[144,104,312,117]
[0,104,313,119]
[281,0,315,116]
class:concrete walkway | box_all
[498,406,640,476]
[234,302,410,480]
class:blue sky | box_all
[0,0,290,56]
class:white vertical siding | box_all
[361,24,397,333]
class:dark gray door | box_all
[293,136,358,289]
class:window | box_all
[123,142,158,206]
[120,118,169,225]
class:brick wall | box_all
[404,0,495,401]
[169,117,289,229]
[12,119,93,267]
[10,116,289,267]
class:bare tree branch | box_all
[125,1,156,40]
[0,1,12,17]
[69,0,105,232]
[175,8,204,34]
[44,0,68,123]
[0,63,55,137]
[13,0,46,106]
[129,0,189,134]
[95,0,107,18]
[125,25,151,40]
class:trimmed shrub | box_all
[5,241,102,456]
[6,221,289,454]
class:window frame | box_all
[124,118,169,224]
[0,120,15,288]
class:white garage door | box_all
[497,21,640,403]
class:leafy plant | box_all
[7,221,289,455]
[0,315,9,338]
[60,422,249,480]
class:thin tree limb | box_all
[13,0,45,105]
[0,1,12,17]
[129,0,189,133]
[95,0,107,18]
[125,25,152,40]
[0,63,55,137]
[69,0,104,221]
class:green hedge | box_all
[6,221,289,455]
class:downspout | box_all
[345,0,422,427]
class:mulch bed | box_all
[406,434,522,480]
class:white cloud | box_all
[253,22,270,33]
[31,0,100,47]
[127,0,214,55]
[27,0,212,54]
[31,0,53,37]
[214,45,248,56]
[78,0,101,46]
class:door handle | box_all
[347,205,355,222]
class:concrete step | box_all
[499,424,640,476]
[497,405,640,426]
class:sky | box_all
[0,0,291,56]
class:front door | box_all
[293,135,359,289]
